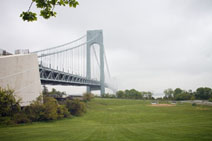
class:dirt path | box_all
[149,104,176,107]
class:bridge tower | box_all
[86,30,105,95]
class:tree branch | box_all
[27,1,34,12]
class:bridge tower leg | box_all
[86,30,105,95]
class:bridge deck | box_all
[39,65,101,87]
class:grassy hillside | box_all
[1,98,212,141]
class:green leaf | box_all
[21,0,79,22]
[20,11,37,22]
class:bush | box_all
[209,97,212,102]
[43,97,59,120]
[24,96,71,121]
[24,96,45,121]
[65,99,86,116]
[57,105,71,119]
[0,86,88,125]
[83,93,94,102]
[192,103,197,106]
[102,93,116,98]
[24,96,73,121]
[0,117,15,125]
[13,113,31,124]
[0,87,21,117]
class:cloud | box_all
[1,0,212,95]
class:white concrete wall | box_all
[0,54,41,106]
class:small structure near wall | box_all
[67,95,83,100]
[15,49,29,55]
[0,49,12,56]
[0,54,41,106]
[54,95,83,102]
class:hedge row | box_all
[0,87,93,125]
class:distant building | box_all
[54,95,83,102]
[15,49,29,55]
[0,49,12,56]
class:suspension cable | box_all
[32,35,86,53]
[37,33,99,58]
[92,45,100,67]
[104,48,111,78]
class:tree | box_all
[173,88,183,99]
[129,89,142,99]
[174,91,192,100]
[116,90,125,98]
[165,88,194,100]
[51,88,57,94]
[163,88,173,99]
[45,88,66,98]
[195,87,212,100]
[42,85,48,96]
[20,0,79,22]
[144,92,153,99]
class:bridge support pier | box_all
[86,30,105,95]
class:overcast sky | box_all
[1,0,212,96]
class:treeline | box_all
[43,86,66,98]
[116,89,153,99]
[101,89,153,100]
[163,87,212,101]
[0,87,93,125]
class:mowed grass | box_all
[1,98,212,141]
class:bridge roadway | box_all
[39,65,109,91]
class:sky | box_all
[1,0,212,96]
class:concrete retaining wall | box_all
[0,54,41,106]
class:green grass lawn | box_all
[1,98,212,141]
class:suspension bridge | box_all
[33,30,117,95]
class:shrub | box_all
[13,113,31,124]
[43,97,58,120]
[0,117,15,125]
[102,93,116,98]
[83,93,94,102]
[24,96,72,121]
[57,105,71,119]
[0,86,88,125]
[209,97,212,102]
[0,87,21,117]
[65,99,86,116]
[192,103,197,106]
[24,96,45,121]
